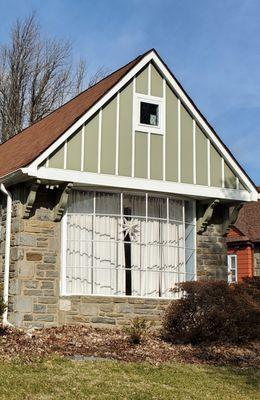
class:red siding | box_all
[228,226,243,238]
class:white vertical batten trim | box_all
[80,125,85,172]
[236,177,239,190]
[221,158,225,188]
[163,79,166,181]
[131,78,136,177]
[46,157,49,168]
[207,138,211,186]
[64,140,67,169]
[98,109,102,174]
[192,120,196,185]
[148,132,151,179]
[148,62,151,95]
[115,92,120,175]
[147,63,151,180]
[177,99,181,182]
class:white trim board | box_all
[26,167,255,202]
[26,50,257,198]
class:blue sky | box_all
[0,0,259,183]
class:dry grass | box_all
[0,358,259,400]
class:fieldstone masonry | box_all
[0,184,230,329]
[196,205,228,281]
[59,296,169,327]
[0,185,60,328]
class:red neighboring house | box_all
[227,194,260,283]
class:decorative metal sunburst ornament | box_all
[121,217,139,240]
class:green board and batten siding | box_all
[101,96,117,175]
[195,125,208,186]
[45,62,240,190]
[181,105,193,184]
[84,113,99,173]
[118,82,133,177]
[165,84,178,182]
[48,144,64,169]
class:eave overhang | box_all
[19,166,257,202]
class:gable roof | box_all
[0,51,147,178]
[231,200,260,242]
[0,48,257,198]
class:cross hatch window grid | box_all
[62,190,196,298]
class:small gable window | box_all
[140,102,159,126]
[134,94,165,135]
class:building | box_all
[227,195,260,282]
[0,49,258,329]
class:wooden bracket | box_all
[197,199,219,234]
[53,183,73,222]
[23,180,41,219]
[222,203,243,235]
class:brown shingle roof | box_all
[232,201,260,242]
[0,51,148,178]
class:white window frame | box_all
[134,93,165,135]
[227,254,238,283]
[60,189,196,298]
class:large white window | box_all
[61,190,196,298]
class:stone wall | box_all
[0,185,61,328]
[58,296,170,328]
[0,184,231,329]
[196,204,228,281]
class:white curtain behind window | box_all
[94,192,123,295]
[65,191,193,297]
[66,191,93,294]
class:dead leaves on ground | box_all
[0,325,259,368]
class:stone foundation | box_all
[59,296,170,328]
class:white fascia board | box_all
[26,167,257,202]
[26,50,257,198]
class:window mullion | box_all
[182,200,186,295]
[92,192,96,295]
[166,197,169,299]
[120,192,124,295]
[145,193,148,297]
